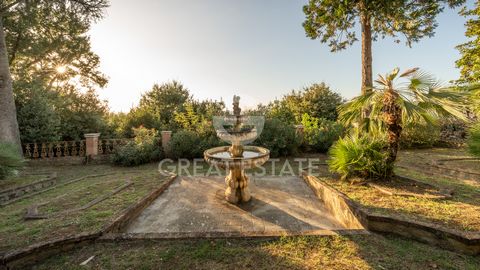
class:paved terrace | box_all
[125,176,348,237]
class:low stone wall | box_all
[301,173,480,255]
[100,229,369,241]
[302,173,365,229]
[0,173,178,269]
[0,173,57,205]
[0,232,100,269]
[104,173,178,233]
[26,154,114,166]
[27,156,86,166]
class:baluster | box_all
[55,143,62,157]
[98,140,103,154]
[24,144,32,158]
[40,143,47,158]
[71,141,78,156]
[33,143,39,158]
[63,141,70,156]
[105,140,111,154]
[79,140,85,156]
[48,143,54,158]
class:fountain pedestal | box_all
[225,166,251,203]
[204,146,269,204]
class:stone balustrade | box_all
[22,138,132,159]
[23,141,86,159]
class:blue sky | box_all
[89,0,473,112]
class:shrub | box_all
[169,130,202,159]
[328,134,391,180]
[0,143,24,180]
[467,123,480,157]
[256,118,300,157]
[301,113,344,152]
[400,123,440,148]
[111,126,162,166]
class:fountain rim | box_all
[203,145,270,162]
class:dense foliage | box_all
[169,130,203,159]
[467,123,480,157]
[3,0,111,143]
[301,113,344,152]
[456,1,480,84]
[400,123,441,148]
[111,126,162,166]
[116,82,225,137]
[328,134,391,180]
[256,118,300,157]
[262,83,343,124]
[0,143,24,180]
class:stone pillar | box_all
[84,133,100,157]
[294,125,304,143]
[161,131,172,155]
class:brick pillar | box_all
[84,133,100,157]
[161,131,172,155]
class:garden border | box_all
[301,171,480,255]
[0,172,178,269]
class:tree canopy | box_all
[456,0,480,84]
[264,83,343,124]
[0,0,109,149]
[303,0,465,93]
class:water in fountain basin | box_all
[211,151,262,159]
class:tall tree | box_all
[456,0,480,84]
[0,0,108,152]
[303,0,465,94]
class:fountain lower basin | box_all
[204,146,269,169]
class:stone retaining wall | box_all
[301,173,480,255]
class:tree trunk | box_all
[360,13,373,94]
[383,89,402,178]
[0,16,22,153]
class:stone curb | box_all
[103,173,178,233]
[100,229,370,241]
[301,172,480,255]
[0,173,178,269]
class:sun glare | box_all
[56,65,67,74]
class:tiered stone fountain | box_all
[204,96,270,204]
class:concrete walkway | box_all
[125,176,347,237]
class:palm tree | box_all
[338,68,469,177]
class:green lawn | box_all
[36,235,480,269]
[319,148,480,232]
[0,163,168,252]
[2,148,479,268]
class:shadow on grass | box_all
[32,234,480,270]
